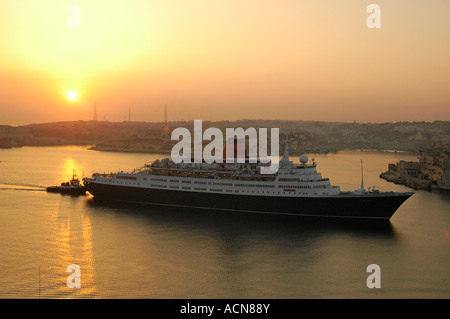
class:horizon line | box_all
[1,118,449,127]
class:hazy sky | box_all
[1,0,449,125]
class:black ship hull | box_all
[84,182,413,220]
[47,186,86,195]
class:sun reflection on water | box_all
[43,180,97,298]
[56,157,86,184]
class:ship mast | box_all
[360,159,364,191]
[280,135,292,165]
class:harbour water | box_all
[0,146,449,298]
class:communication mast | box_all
[93,103,98,122]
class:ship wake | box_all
[0,183,46,192]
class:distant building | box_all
[388,160,420,178]
[0,137,13,148]
[161,125,171,137]
[419,149,450,188]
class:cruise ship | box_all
[83,142,414,220]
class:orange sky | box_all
[1,0,449,125]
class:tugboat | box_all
[47,170,86,195]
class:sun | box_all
[67,91,78,101]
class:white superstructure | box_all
[84,147,342,197]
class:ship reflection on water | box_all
[83,197,399,298]
[86,197,397,241]
[81,198,397,298]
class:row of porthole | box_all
[105,179,320,195]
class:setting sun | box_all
[67,91,78,101]
[0,1,449,124]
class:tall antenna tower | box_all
[129,107,131,123]
[164,104,168,123]
[93,103,97,122]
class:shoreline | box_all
[1,143,418,156]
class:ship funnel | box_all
[222,137,249,161]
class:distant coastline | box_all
[87,145,412,156]
[0,120,449,155]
